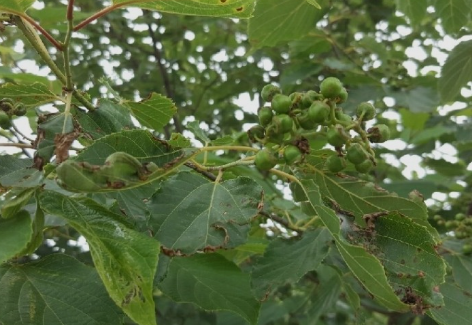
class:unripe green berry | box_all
[355,159,374,173]
[283,145,302,165]
[356,102,376,121]
[433,215,442,221]
[302,90,323,108]
[0,110,12,129]
[455,213,466,221]
[368,124,390,143]
[0,98,15,113]
[463,244,472,255]
[327,124,350,147]
[297,112,315,130]
[271,94,291,114]
[13,103,27,116]
[261,84,281,102]
[258,107,273,127]
[289,92,303,109]
[247,125,265,142]
[445,220,458,230]
[272,114,293,133]
[255,149,278,171]
[326,155,347,173]
[346,143,368,165]
[337,87,348,103]
[308,101,330,123]
[320,77,343,99]
[335,109,352,123]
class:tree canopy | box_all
[1,0,472,324]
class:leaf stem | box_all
[20,14,63,50]
[14,16,96,111]
[269,168,299,184]
[199,145,259,153]
[15,16,66,83]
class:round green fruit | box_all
[301,90,322,108]
[255,149,278,171]
[308,101,330,123]
[247,125,265,142]
[326,155,346,173]
[327,124,350,147]
[355,159,374,173]
[455,213,466,221]
[13,103,27,116]
[297,112,315,130]
[258,106,273,127]
[283,145,302,165]
[271,94,291,114]
[272,114,293,133]
[289,92,303,109]
[0,98,14,113]
[356,102,376,121]
[320,77,343,99]
[261,84,282,102]
[337,87,348,103]
[346,143,368,165]
[0,110,12,129]
[463,244,472,255]
[368,124,390,143]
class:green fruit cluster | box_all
[251,78,389,174]
[0,98,28,129]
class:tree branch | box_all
[144,11,183,135]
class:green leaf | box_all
[1,188,36,219]
[0,210,33,264]
[103,181,159,227]
[399,108,430,130]
[428,279,472,325]
[114,0,256,18]
[148,172,262,254]
[0,82,60,107]
[125,93,176,132]
[300,153,437,235]
[0,156,32,186]
[251,228,331,298]
[0,254,124,325]
[444,254,472,290]
[395,0,428,26]
[439,40,472,102]
[305,0,321,9]
[248,0,329,49]
[168,132,192,148]
[434,0,470,34]
[75,100,135,140]
[305,265,343,322]
[391,87,439,113]
[187,120,211,144]
[0,0,34,15]
[158,253,260,324]
[353,212,446,307]
[299,179,410,312]
[39,191,160,325]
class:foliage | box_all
[1,0,472,324]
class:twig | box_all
[184,162,217,181]
[0,142,34,148]
[259,210,302,233]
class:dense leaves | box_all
[1,0,471,324]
